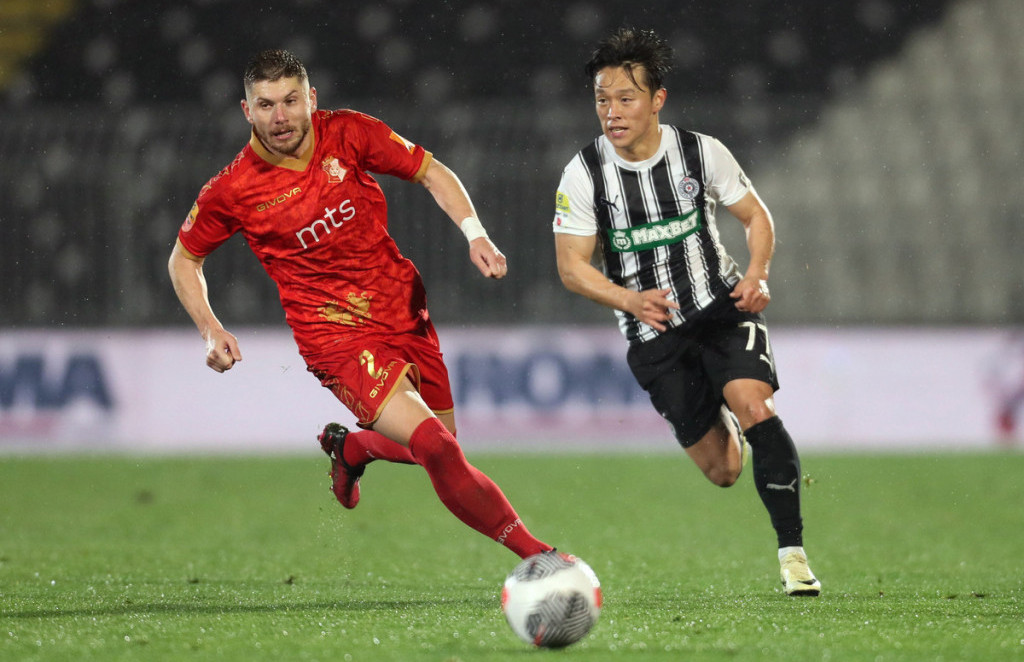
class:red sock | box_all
[408,418,553,558]
[343,429,416,466]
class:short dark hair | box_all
[243,49,308,93]
[585,27,674,94]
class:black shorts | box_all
[627,302,780,448]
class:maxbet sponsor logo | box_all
[607,208,702,252]
[257,186,302,212]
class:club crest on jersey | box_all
[677,176,701,201]
[322,156,347,183]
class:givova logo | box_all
[607,208,702,253]
[257,186,302,212]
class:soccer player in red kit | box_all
[169,49,553,559]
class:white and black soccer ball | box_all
[501,551,602,648]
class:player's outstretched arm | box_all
[168,239,242,373]
[555,233,679,331]
[419,158,507,279]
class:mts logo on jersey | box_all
[296,199,357,249]
[608,208,703,252]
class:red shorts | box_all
[305,327,454,428]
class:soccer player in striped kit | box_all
[553,28,820,595]
[169,49,553,560]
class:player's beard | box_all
[259,118,311,158]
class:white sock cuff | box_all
[778,546,806,562]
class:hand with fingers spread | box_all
[630,287,680,332]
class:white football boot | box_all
[779,548,821,596]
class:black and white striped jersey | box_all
[554,125,752,344]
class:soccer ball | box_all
[501,551,602,648]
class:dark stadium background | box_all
[5,0,1018,329]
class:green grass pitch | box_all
[1,450,1022,661]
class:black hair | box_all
[243,49,308,93]
[584,27,674,94]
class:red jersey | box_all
[179,109,433,359]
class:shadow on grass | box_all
[3,597,493,620]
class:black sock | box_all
[745,416,804,548]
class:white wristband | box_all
[460,216,489,243]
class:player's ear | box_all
[241,98,253,124]
[309,86,318,112]
[652,88,666,114]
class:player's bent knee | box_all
[410,417,465,464]
[735,402,775,428]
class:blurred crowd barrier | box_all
[1,326,1021,452]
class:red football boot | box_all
[318,423,365,509]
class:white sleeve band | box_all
[460,216,489,242]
